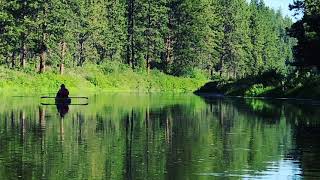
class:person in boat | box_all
[56,84,69,98]
[56,84,71,104]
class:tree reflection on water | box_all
[0,94,319,179]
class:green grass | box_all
[285,77,320,99]
[196,72,320,100]
[0,63,208,95]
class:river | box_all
[0,93,319,179]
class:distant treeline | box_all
[0,0,295,78]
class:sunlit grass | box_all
[0,63,208,95]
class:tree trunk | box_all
[146,0,151,74]
[126,0,135,69]
[39,5,47,73]
[20,33,27,68]
[219,59,224,77]
[165,34,173,74]
[165,12,173,73]
[39,35,47,73]
[126,44,132,66]
[78,39,85,66]
[5,54,10,68]
[20,42,27,68]
[130,0,134,69]
[60,41,66,74]
[11,52,16,68]
[59,64,64,75]
[146,51,149,75]
[39,49,46,73]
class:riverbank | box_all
[195,73,320,100]
[0,63,208,95]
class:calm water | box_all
[0,93,319,179]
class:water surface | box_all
[0,93,319,179]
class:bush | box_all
[245,84,275,97]
[101,61,131,74]
[179,67,208,80]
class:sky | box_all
[248,0,302,20]
[263,0,295,17]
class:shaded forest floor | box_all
[196,72,320,100]
[0,63,207,95]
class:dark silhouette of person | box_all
[56,84,69,99]
[56,103,69,118]
[55,84,70,117]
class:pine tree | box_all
[167,0,219,75]
[46,0,75,74]
[125,0,169,70]
[248,0,265,75]
[289,0,320,69]
[0,0,41,68]
[0,0,296,77]
[215,0,252,78]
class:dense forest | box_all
[289,0,320,70]
[0,0,295,78]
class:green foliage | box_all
[197,69,320,100]
[288,0,320,69]
[0,63,207,94]
[284,73,320,99]
[0,0,294,80]
[100,61,132,74]
[178,67,209,80]
[245,84,275,97]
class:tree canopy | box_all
[288,0,320,70]
[0,0,295,78]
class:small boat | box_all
[41,96,88,100]
[55,97,71,104]
[41,96,88,105]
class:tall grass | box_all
[0,62,208,95]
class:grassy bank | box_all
[196,71,320,100]
[0,62,208,95]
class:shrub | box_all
[101,61,131,74]
[245,84,275,97]
[179,67,208,80]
